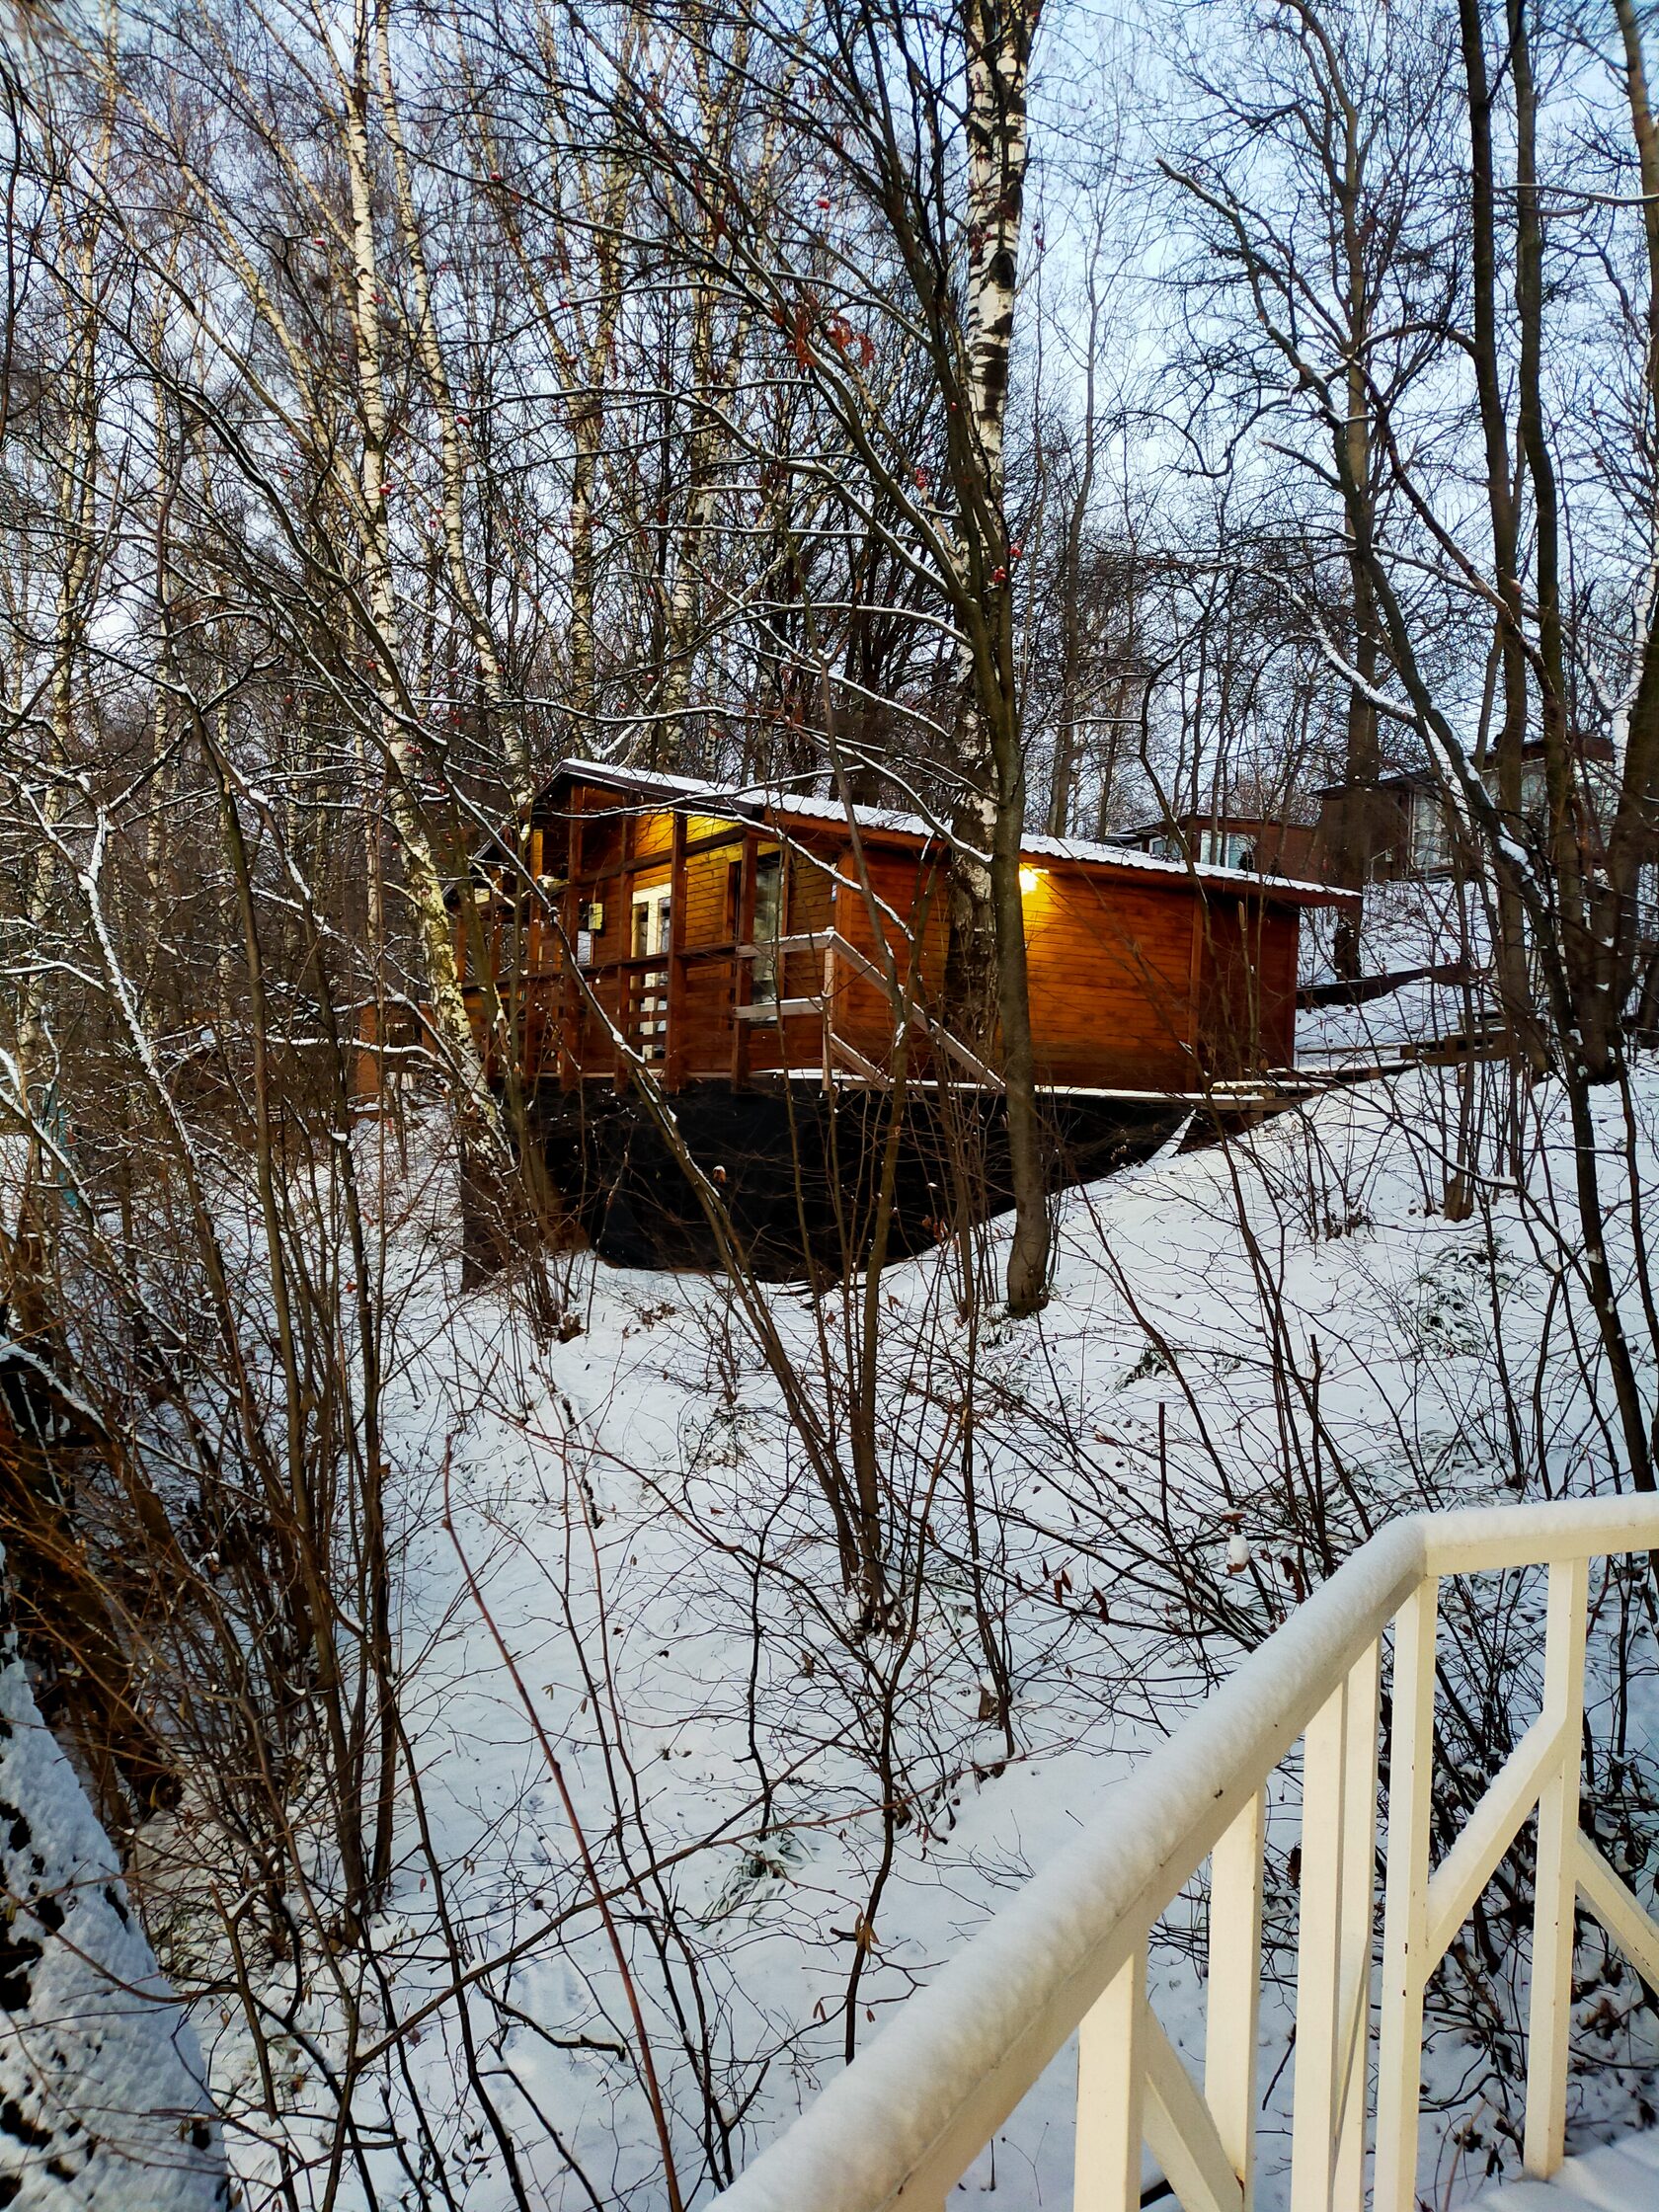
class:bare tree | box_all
[581,0,1058,1310]
[1161,0,1659,1495]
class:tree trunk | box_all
[1046,269,1102,837]
[375,8,526,798]
[1509,0,1600,1069]
[1599,0,1659,1043]
[1327,61,1378,982]
[951,0,1050,1314]
[340,6,505,1145]
[1457,0,1541,1068]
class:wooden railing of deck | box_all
[710,1496,1659,2212]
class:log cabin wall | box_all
[1023,868,1198,1090]
[554,794,753,1082]
[1194,897,1300,1076]
[1010,864,1296,1090]
[444,770,1331,1098]
[820,843,951,1078]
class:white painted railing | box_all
[714,1497,1659,2212]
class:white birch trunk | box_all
[373,12,528,798]
[947,0,1042,1024]
[338,7,503,1133]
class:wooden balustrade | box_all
[711,1497,1659,2212]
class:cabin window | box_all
[1410,790,1453,876]
[631,883,672,959]
[751,854,783,1004]
[630,883,672,1061]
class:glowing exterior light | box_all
[1018,866,1043,896]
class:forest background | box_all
[7,0,1659,2203]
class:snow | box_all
[166,1040,1659,2212]
[0,1550,225,2209]
[0,929,1619,2207]
[1471,2128,1659,2207]
[547,757,1332,895]
[1298,878,1496,1064]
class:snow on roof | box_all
[1015,824,1335,896]
[546,758,1342,902]
[759,788,955,838]
[554,758,721,802]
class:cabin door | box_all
[630,883,672,1060]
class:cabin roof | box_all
[1121,811,1318,839]
[539,759,1348,908]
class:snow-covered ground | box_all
[0,1550,225,2209]
[161,1046,1659,2212]
[1475,2129,1659,2210]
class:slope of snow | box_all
[182,1056,1659,2211]
[1471,2128,1659,2207]
[0,1552,225,2210]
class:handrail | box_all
[712,1495,1659,2212]
[736,927,1006,1092]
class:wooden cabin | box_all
[1313,735,1619,885]
[1119,810,1323,883]
[446,761,1351,1101]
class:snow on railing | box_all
[712,1496,1659,2212]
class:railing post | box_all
[1207,1788,1264,2208]
[1374,1578,1439,2212]
[1524,1552,1589,2178]
[1291,1679,1347,2212]
[1335,1639,1381,2208]
[1075,1938,1146,2212]
[1291,1639,1380,2212]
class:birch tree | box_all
[106,0,513,1150]
[598,0,1057,1311]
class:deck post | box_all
[1075,1939,1146,2212]
[1334,1639,1381,2208]
[1524,1553,1589,2178]
[1291,1674,1351,2212]
[1290,1636,1378,2212]
[667,809,687,1090]
[1207,1786,1263,2207]
[1373,1578,1439,2212]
